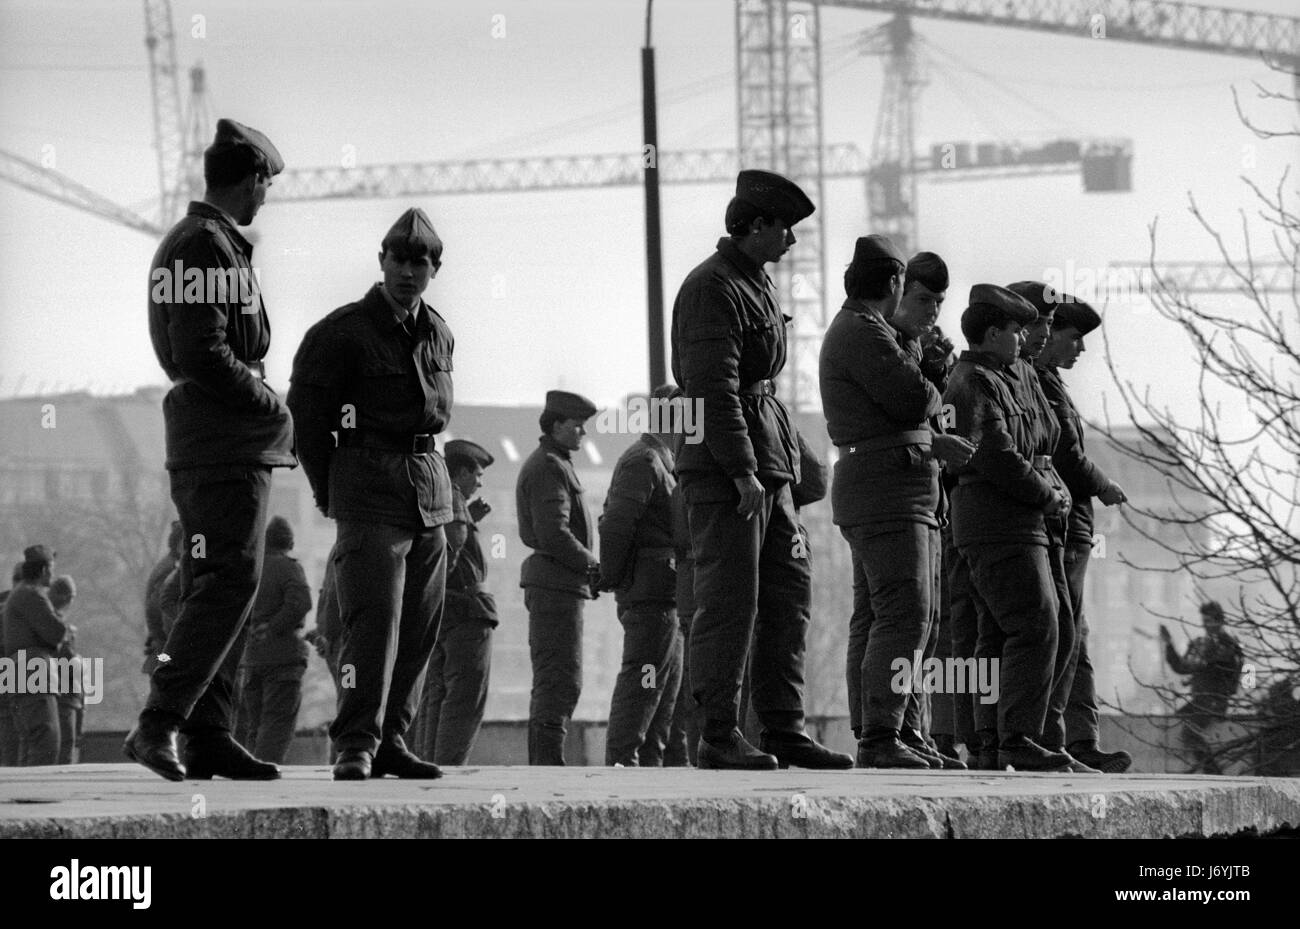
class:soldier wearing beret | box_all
[672,169,846,769]
[1003,281,1098,773]
[128,118,296,781]
[412,437,499,765]
[3,546,67,766]
[1035,296,1132,772]
[820,237,973,769]
[942,285,1074,771]
[235,516,312,765]
[599,386,684,766]
[517,390,600,765]
[288,207,455,781]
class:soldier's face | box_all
[454,464,485,498]
[1021,315,1053,359]
[379,248,435,306]
[552,417,587,451]
[986,322,1023,366]
[753,218,795,263]
[896,282,944,338]
[1048,327,1084,368]
[239,172,272,225]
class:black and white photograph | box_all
[0,0,1296,900]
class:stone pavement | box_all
[1,764,1297,838]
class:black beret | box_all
[849,234,906,271]
[23,544,55,566]
[209,118,284,175]
[1052,295,1101,335]
[265,516,294,550]
[545,390,598,421]
[382,207,443,260]
[445,439,495,469]
[1005,281,1062,319]
[732,169,815,227]
[968,284,1037,325]
[906,251,949,292]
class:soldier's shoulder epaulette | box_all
[323,301,364,324]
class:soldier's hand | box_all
[1043,489,1070,517]
[1099,481,1128,506]
[467,498,492,523]
[931,434,975,468]
[732,474,765,520]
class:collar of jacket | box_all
[364,283,427,334]
[539,434,572,460]
[715,237,770,288]
[958,349,1014,375]
[841,297,887,323]
[188,201,252,257]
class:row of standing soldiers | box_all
[122,117,1132,780]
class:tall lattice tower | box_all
[736,0,827,411]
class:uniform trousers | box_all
[236,662,305,764]
[146,464,270,740]
[526,586,584,765]
[414,611,493,765]
[1063,542,1101,747]
[1041,523,1079,750]
[605,604,682,766]
[12,693,59,765]
[329,520,447,755]
[685,481,806,741]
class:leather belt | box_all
[840,429,931,454]
[172,359,265,386]
[739,379,776,397]
[958,455,1053,486]
[338,428,437,454]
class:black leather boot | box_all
[759,731,853,770]
[697,729,778,770]
[856,733,931,770]
[372,735,443,779]
[123,710,185,782]
[183,733,280,780]
[1068,740,1133,773]
[998,733,1072,772]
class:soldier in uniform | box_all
[235,516,312,765]
[414,438,498,765]
[672,169,848,770]
[943,285,1074,771]
[126,118,294,782]
[288,207,455,781]
[600,386,682,766]
[1004,281,1097,774]
[49,576,82,764]
[1161,601,1243,774]
[2,546,66,766]
[1035,296,1133,772]
[0,563,23,766]
[142,520,183,675]
[820,236,973,769]
[517,391,600,765]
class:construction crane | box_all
[1107,260,1294,294]
[740,0,1300,407]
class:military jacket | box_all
[599,434,677,608]
[943,350,1057,547]
[242,550,312,666]
[516,435,596,597]
[288,284,455,529]
[148,201,296,470]
[1,583,67,659]
[446,486,498,627]
[1036,364,1111,547]
[671,237,799,497]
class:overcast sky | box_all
[1,0,1295,427]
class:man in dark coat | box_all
[516,390,600,765]
[289,207,455,781]
[413,438,499,765]
[1035,296,1132,772]
[0,563,23,766]
[1162,601,1243,774]
[3,546,67,766]
[600,386,682,766]
[671,169,846,770]
[820,237,972,769]
[50,575,82,764]
[942,285,1074,771]
[236,516,312,765]
[127,118,295,782]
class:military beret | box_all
[23,544,54,567]
[545,390,598,421]
[208,118,284,175]
[906,251,949,292]
[49,575,76,601]
[732,169,815,227]
[967,284,1037,325]
[265,516,294,550]
[382,207,443,260]
[1051,295,1101,335]
[1006,281,1062,319]
[849,234,906,271]
[445,439,495,469]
